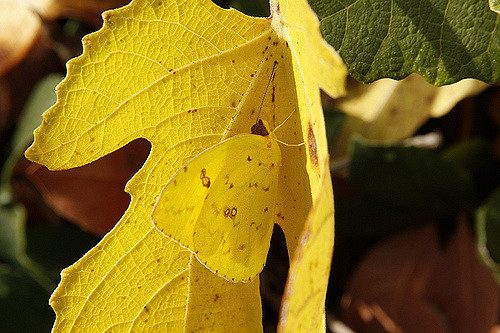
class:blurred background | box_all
[0,0,498,332]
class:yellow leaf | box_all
[333,74,488,150]
[25,0,346,330]
[278,159,335,332]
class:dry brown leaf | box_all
[0,0,42,77]
[26,139,150,236]
[341,220,499,333]
[427,219,500,333]
[26,0,131,26]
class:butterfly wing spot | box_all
[223,207,238,219]
[199,168,211,188]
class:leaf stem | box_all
[16,255,57,295]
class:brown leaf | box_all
[28,0,132,27]
[427,219,500,333]
[0,0,42,77]
[341,220,500,332]
[26,139,150,236]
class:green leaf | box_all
[309,0,499,85]
[335,196,432,239]
[0,74,62,294]
[324,109,346,147]
[0,74,62,200]
[476,186,500,282]
[0,265,54,333]
[26,222,100,278]
[0,204,26,263]
[348,136,475,216]
[443,138,500,200]
[0,203,56,293]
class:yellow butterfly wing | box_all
[153,133,281,282]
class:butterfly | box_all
[152,61,300,282]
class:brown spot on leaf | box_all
[307,122,318,167]
[251,119,269,136]
[200,168,211,188]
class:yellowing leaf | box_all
[333,74,488,149]
[278,159,335,332]
[25,0,346,330]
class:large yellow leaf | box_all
[25,0,346,330]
